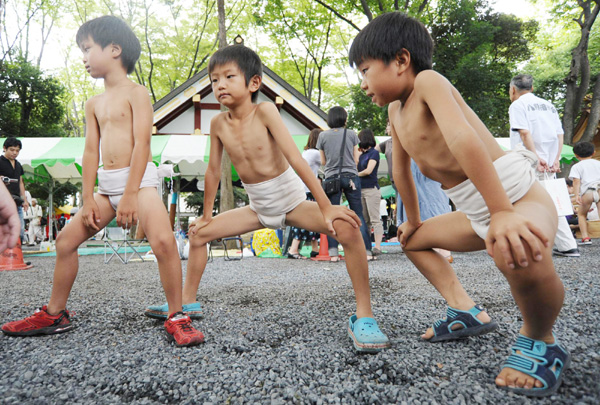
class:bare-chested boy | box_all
[349,12,569,396]
[145,44,390,353]
[1,16,204,347]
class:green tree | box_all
[346,84,388,135]
[431,0,538,136]
[0,57,67,137]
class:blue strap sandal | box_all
[348,315,391,353]
[500,334,571,397]
[144,302,203,320]
[428,304,498,342]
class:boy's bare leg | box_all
[401,210,492,339]
[577,193,593,239]
[184,207,262,304]
[47,194,116,315]
[137,188,184,316]
[286,201,373,318]
[494,183,563,389]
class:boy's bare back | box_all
[210,102,292,184]
[87,81,153,171]
[389,70,505,189]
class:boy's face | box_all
[3,146,20,161]
[79,36,116,79]
[358,59,403,107]
[210,62,260,106]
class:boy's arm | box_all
[258,103,360,233]
[189,117,223,235]
[118,86,154,228]
[81,98,102,231]
[572,177,582,206]
[419,72,548,267]
[388,113,421,245]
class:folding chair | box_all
[208,236,244,262]
[103,227,146,264]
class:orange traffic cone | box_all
[0,240,33,271]
[311,233,332,261]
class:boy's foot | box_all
[422,305,498,342]
[578,237,592,245]
[496,334,570,397]
[164,312,205,347]
[371,247,382,255]
[145,302,203,320]
[1,305,75,336]
[552,248,580,257]
[348,315,390,353]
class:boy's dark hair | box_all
[209,45,263,103]
[3,137,22,150]
[565,178,573,187]
[348,12,433,73]
[573,141,595,158]
[327,106,347,128]
[305,128,322,150]
[76,15,141,74]
[510,74,533,92]
[358,128,376,149]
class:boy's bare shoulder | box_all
[84,93,102,109]
[414,70,450,92]
[127,82,151,100]
[255,101,279,119]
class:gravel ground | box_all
[1,244,599,404]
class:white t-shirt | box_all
[569,159,600,193]
[301,148,321,193]
[509,92,563,166]
[380,199,387,218]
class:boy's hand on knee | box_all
[397,221,421,247]
[486,211,548,269]
[116,195,138,229]
[81,201,101,231]
[323,205,360,235]
[189,216,212,236]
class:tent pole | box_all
[176,177,181,231]
[48,179,54,243]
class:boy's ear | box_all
[110,43,122,59]
[394,49,411,74]
[248,75,262,92]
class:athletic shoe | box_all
[1,305,75,336]
[578,238,592,245]
[552,248,581,257]
[164,312,205,347]
[145,302,203,320]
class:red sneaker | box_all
[164,312,205,347]
[1,305,75,336]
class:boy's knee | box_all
[332,220,358,244]
[189,232,210,249]
[151,234,176,257]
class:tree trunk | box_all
[217,0,235,215]
[562,1,600,145]
[582,74,600,143]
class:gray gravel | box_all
[1,244,599,404]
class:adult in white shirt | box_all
[508,74,579,257]
[25,198,43,245]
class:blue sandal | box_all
[428,305,498,342]
[348,315,391,353]
[500,334,571,397]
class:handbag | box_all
[540,174,573,217]
[322,128,347,195]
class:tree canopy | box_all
[0,0,599,143]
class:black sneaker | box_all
[552,248,580,257]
